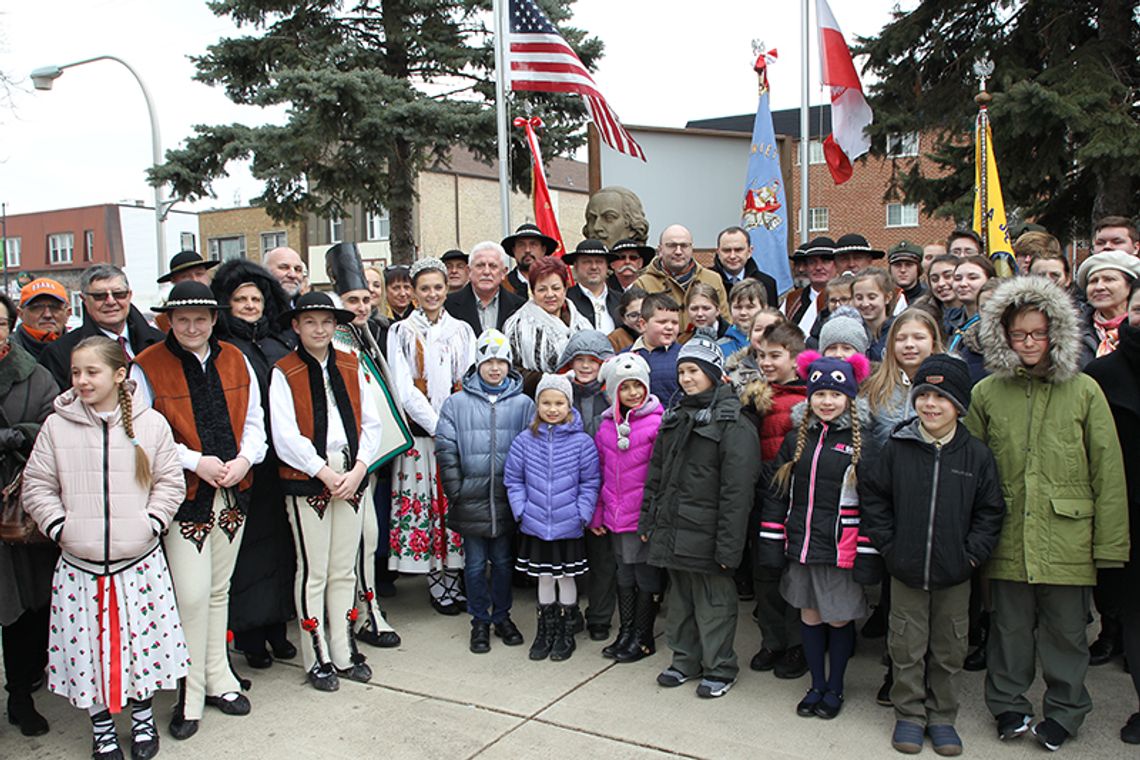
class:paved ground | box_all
[2,576,1134,759]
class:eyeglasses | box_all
[23,300,67,313]
[623,311,641,322]
[84,290,130,302]
[1009,330,1049,344]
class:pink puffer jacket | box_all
[22,382,185,570]
[590,395,664,534]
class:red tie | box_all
[118,336,130,361]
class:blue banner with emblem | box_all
[741,49,791,295]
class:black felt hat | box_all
[610,238,655,265]
[440,249,469,264]
[834,233,886,260]
[562,239,609,266]
[501,223,557,257]
[277,291,354,329]
[800,236,837,259]
[157,250,219,283]
[153,281,227,313]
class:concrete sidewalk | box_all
[3,576,1132,759]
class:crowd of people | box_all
[0,213,1138,759]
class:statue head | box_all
[583,186,649,246]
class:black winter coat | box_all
[638,383,760,575]
[860,419,1005,591]
[1085,322,1140,588]
[39,306,164,390]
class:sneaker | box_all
[927,724,963,756]
[470,621,491,654]
[1032,718,1068,751]
[996,711,1031,741]
[774,645,808,679]
[891,720,925,754]
[695,678,735,698]
[656,667,701,688]
[493,618,525,646]
[750,647,782,672]
[1121,712,1140,745]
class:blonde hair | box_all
[772,395,862,495]
[685,281,721,309]
[860,309,944,412]
[853,267,898,313]
[73,336,151,488]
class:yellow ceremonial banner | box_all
[972,115,1016,277]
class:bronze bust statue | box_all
[582,186,650,246]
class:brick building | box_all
[687,106,956,253]
[197,206,307,265]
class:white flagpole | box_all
[800,0,810,245]
[493,0,512,238]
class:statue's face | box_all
[584,191,630,246]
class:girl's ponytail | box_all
[118,381,152,489]
[846,404,862,490]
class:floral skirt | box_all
[388,436,464,573]
[47,546,189,711]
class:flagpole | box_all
[973,57,994,257]
[493,0,512,238]
[800,0,810,245]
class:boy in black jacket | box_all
[861,354,1005,756]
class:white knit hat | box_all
[475,328,512,366]
[599,353,651,405]
[535,372,573,404]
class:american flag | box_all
[507,0,646,161]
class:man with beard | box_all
[500,224,557,298]
[441,249,470,292]
[264,247,307,305]
[445,242,525,337]
[710,227,778,308]
[565,240,621,331]
[607,239,654,292]
[11,278,70,359]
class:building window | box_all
[48,233,74,264]
[260,231,288,254]
[365,209,390,241]
[70,290,84,320]
[2,237,20,268]
[328,217,344,243]
[84,230,95,261]
[887,132,920,158]
[809,139,825,165]
[180,232,197,252]
[208,236,247,261]
[809,207,830,232]
[887,203,920,228]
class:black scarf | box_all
[223,312,270,343]
[165,332,243,523]
[296,344,359,466]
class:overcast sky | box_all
[0,0,905,217]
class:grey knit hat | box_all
[557,329,615,371]
[677,335,725,384]
[818,305,870,356]
[535,372,574,404]
[599,352,652,405]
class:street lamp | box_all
[31,56,168,278]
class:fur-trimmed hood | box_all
[210,258,294,329]
[739,377,774,416]
[978,276,1082,383]
[789,395,872,432]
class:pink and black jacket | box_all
[758,400,881,583]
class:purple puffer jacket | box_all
[504,408,601,541]
[590,396,663,534]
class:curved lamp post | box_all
[31,56,168,277]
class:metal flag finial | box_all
[973,56,994,93]
[752,39,765,57]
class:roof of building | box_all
[427,146,588,193]
[685,105,832,140]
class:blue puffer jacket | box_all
[436,367,535,538]
[504,408,601,541]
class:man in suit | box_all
[444,242,525,336]
[709,226,779,308]
[39,263,164,389]
[564,239,621,332]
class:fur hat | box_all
[535,372,573,404]
[909,353,972,415]
[557,329,615,372]
[677,335,725,385]
[600,353,651,405]
[796,350,870,400]
[475,328,512,366]
[818,305,870,355]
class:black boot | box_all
[528,604,556,661]
[550,604,578,661]
[7,692,48,737]
[1090,614,1124,666]
[964,612,989,672]
[615,591,659,663]
[602,588,637,659]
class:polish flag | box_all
[817,0,873,184]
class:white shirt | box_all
[131,348,268,473]
[797,287,823,334]
[578,284,615,333]
[269,348,383,477]
[100,324,133,358]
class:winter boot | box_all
[602,587,637,659]
[550,604,578,661]
[528,604,556,661]
[615,591,659,663]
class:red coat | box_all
[758,381,807,462]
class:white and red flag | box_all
[816,0,873,184]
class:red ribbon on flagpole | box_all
[513,116,567,262]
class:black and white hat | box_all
[277,291,355,328]
[562,239,609,266]
[157,250,219,284]
[501,223,558,257]
[153,281,227,313]
[610,238,655,265]
[834,233,886,260]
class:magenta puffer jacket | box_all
[504,408,601,541]
[590,396,663,534]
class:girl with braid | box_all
[758,352,877,720]
[22,336,188,760]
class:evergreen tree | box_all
[151,0,599,263]
[858,0,1140,238]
